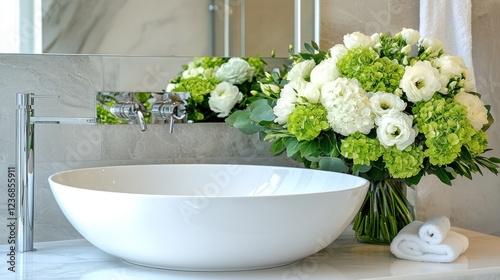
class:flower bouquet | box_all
[166,57,268,122]
[226,28,500,243]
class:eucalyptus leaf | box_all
[250,104,275,122]
[318,157,347,173]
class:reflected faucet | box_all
[15,93,98,252]
[110,101,147,131]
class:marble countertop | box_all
[1,227,500,280]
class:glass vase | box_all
[352,178,416,244]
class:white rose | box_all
[400,61,442,102]
[421,37,443,57]
[369,91,407,122]
[329,44,348,61]
[376,111,417,150]
[400,28,420,45]
[343,32,373,49]
[273,84,298,124]
[298,83,321,104]
[310,58,340,88]
[287,59,316,82]
[215,58,255,84]
[208,82,243,118]
[454,92,489,130]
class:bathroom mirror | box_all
[5,0,317,57]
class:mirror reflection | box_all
[34,0,314,57]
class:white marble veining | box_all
[1,227,500,280]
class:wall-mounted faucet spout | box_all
[15,93,97,252]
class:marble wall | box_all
[0,0,499,246]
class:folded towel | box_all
[418,216,451,245]
[390,221,469,263]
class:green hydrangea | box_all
[196,57,227,68]
[246,57,265,77]
[413,96,476,165]
[287,103,329,141]
[340,132,383,166]
[467,129,488,155]
[383,144,425,178]
[172,76,219,103]
[337,47,405,93]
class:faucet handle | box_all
[110,101,147,131]
[151,100,186,133]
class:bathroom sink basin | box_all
[49,164,369,271]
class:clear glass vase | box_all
[352,178,416,244]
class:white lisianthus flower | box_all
[463,68,476,92]
[369,91,407,122]
[208,81,243,118]
[215,58,255,84]
[421,37,443,57]
[400,61,442,102]
[287,59,316,82]
[165,83,176,92]
[329,44,348,61]
[432,54,466,78]
[343,31,374,49]
[400,28,420,45]
[321,78,374,136]
[454,92,489,130]
[310,58,340,88]
[273,84,298,124]
[298,82,321,104]
[376,111,417,150]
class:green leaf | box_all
[318,157,347,173]
[285,138,300,158]
[299,140,320,158]
[304,43,315,54]
[230,112,263,134]
[225,110,245,126]
[250,103,275,122]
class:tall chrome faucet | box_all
[15,93,97,252]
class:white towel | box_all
[418,216,451,245]
[419,0,476,88]
[390,221,469,263]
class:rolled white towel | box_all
[390,221,469,263]
[418,216,451,245]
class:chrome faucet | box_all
[151,100,186,133]
[110,101,148,131]
[15,93,97,252]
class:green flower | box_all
[467,130,488,155]
[246,57,266,77]
[172,76,219,104]
[383,144,425,178]
[413,96,476,165]
[287,103,329,141]
[340,132,383,166]
[337,47,405,93]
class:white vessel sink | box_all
[49,164,369,271]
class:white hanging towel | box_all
[419,0,475,87]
